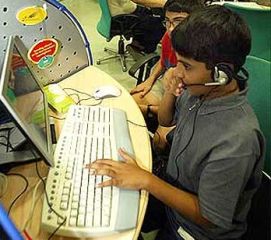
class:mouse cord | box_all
[62,87,93,98]
[6,173,29,215]
[77,97,103,106]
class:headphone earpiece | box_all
[211,63,233,86]
[205,63,233,86]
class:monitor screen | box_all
[0,36,54,167]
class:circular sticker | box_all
[38,55,54,69]
[28,38,58,64]
[16,6,47,25]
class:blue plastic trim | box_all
[46,0,93,65]
[0,204,23,240]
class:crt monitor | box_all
[0,36,54,167]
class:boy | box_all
[88,5,265,239]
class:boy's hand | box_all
[86,148,150,190]
[130,77,154,98]
[163,67,184,96]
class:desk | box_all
[214,1,271,9]
[0,66,152,240]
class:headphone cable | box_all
[171,99,203,184]
[170,87,217,184]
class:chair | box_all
[96,0,142,71]
[128,53,160,85]
[244,55,271,175]
[241,171,270,240]
[224,2,271,61]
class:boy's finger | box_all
[118,148,136,163]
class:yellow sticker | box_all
[16,6,47,25]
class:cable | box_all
[81,98,103,106]
[171,100,202,184]
[0,129,15,151]
[0,142,14,151]
[0,141,9,149]
[62,87,104,106]
[0,127,13,132]
[6,173,29,215]
[34,161,66,239]
[66,93,80,103]
[171,88,217,184]
[47,219,66,240]
[22,177,46,231]
[49,115,66,121]
[127,119,147,128]
[0,126,15,151]
[76,97,94,105]
[22,230,32,240]
[63,87,94,98]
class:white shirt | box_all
[108,0,137,16]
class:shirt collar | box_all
[187,85,248,115]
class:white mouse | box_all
[93,85,122,100]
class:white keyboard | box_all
[41,105,139,238]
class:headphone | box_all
[182,63,249,88]
[206,63,249,86]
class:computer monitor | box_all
[0,36,54,167]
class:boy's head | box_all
[163,0,204,35]
[171,5,251,73]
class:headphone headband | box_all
[235,67,249,82]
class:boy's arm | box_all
[130,60,165,97]
[158,68,183,126]
[158,91,177,126]
[132,0,166,8]
[89,149,213,228]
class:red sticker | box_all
[27,38,58,64]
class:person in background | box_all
[108,0,166,53]
[130,0,204,153]
[88,5,265,239]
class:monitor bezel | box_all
[0,36,54,167]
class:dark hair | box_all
[171,5,251,72]
[164,0,204,14]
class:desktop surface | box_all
[0,66,151,240]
